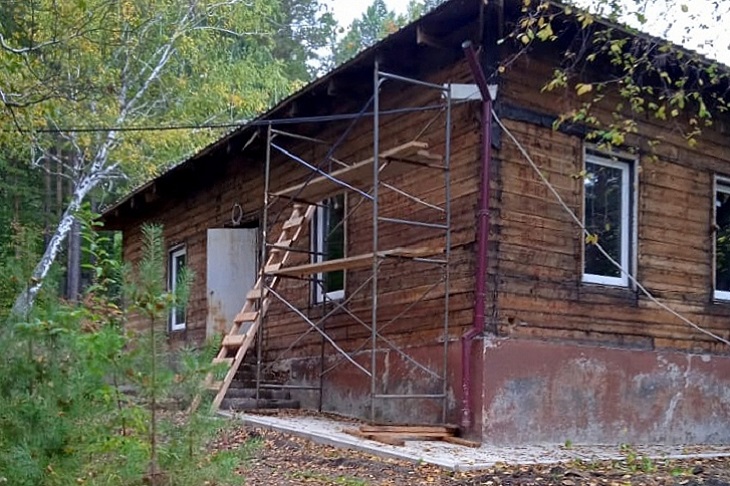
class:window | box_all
[714,179,730,300]
[168,246,187,331]
[582,152,632,287]
[312,194,345,303]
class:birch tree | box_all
[2,0,296,316]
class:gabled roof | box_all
[101,0,728,229]
[101,0,479,228]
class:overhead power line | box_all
[1,102,463,134]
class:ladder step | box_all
[264,263,282,273]
[246,288,268,300]
[212,357,234,366]
[283,217,304,229]
[234,311,259,324]
[222,335,246,347]
[207,381,224,391]
[271,239,292,249]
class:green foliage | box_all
[0,303,127,485]
[333,0,446,65]
[0,0,339,314]
[0,224,52,321]
[0,221,255,485]
[272,0,338,79]
[619,443,656,473]
[509,0,729,152]
[79,206,125,305]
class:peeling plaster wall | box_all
[269,343,462,425]
[482,338,730,445]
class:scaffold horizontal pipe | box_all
[378,71,448,91]
[372,394,447,399]
[271,129,330,144]
[377,216,449,230]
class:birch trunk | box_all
[11,174,99,316]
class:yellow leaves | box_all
[585,234,599,246]
[536,22,555,41]
[577,12,594,28]
[519,31,534,45]
[228,93,245,109]
[575,83,593,96]
[542,69,567,92]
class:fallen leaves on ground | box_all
[208,424,730,485]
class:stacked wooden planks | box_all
[344,425,480,447]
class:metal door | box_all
[206,228,258,338]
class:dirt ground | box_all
[211,425,730,485]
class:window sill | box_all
[712,291,730,304]
[313,292,345,306]
[582,274,629,287]
[578,280,637,304]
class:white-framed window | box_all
[312,194,345,304]
[714,178,730,301]
[168,245,187,331]
[582,152,633,287]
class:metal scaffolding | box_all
[256,64,453,423]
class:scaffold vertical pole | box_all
[442,84,453,424]
[370,62,381,423]
[257,123,273,403]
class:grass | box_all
[291,470,369,485]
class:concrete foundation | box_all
[267,337,730,446]
[481,338,730,445]
[271,342,462,425]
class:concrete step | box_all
[225,387,291,400]
[219,397,300,411]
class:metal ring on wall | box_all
[231,203,244,226]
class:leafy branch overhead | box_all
[507,0,729,151]
[333,0,447,66]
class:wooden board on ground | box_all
[272,141,443,203]
[343,424,473,448]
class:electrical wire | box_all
[492,107,730,348]
[2,101,467,134]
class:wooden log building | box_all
[101,0,730,445]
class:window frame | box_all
[168,245,187,331]
[581,151,634,288]
[713,176,730,301]
[311,194,346,304]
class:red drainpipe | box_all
[461,41,493,430]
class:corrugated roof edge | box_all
[100,0,729,223]
[98,1,457,221]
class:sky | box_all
[328,0,729,66]
[328,0,412,27]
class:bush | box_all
[0,222,255,485]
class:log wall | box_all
[494,52,730,354]
[120,61,483,379]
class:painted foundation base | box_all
[268,343,462,425]
[481,338,730,445]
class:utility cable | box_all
[2,102,467,134]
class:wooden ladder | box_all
[193,203,316,413]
